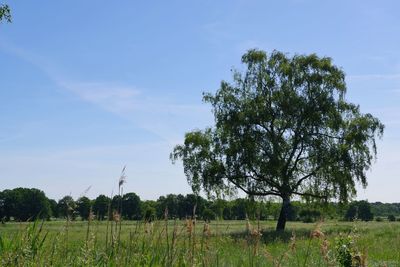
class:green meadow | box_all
[1,219,399,266]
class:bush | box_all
[375,217,383,222]
[202,208,216,221]
[388,215,396,222]
[344,200,374,222]
[143,207,156,221]
[335,235,353,267]
[357,201,373,221]
[334,231,366,267]
[299,209,321,223]
[344,204,357,221]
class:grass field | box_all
[0,219,399,266]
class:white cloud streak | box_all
[0,41,212,143]
[60,81,141,114]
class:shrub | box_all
[299,209,321,223]
[388,215,396,222]
[357,200,373,221]
[202,208,216,221]
[334,232,366,267]
[335,235,353,267]
[344,204,357,221]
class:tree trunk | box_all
[276,196,291,231]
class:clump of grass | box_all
[0,219,48,266]
[334,229,367,267]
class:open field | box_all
[1,219,399,266]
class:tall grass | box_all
[1,218,399,266]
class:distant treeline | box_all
[0,187,398,222]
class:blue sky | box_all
[0,0,399,202]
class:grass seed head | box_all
[203,222,211,238]
[186,218,193,235]
[289,232,296,252]
[112,211,121,223]
[311,223,325,239]
[320,238,330,263]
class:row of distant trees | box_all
[0,187,398,222]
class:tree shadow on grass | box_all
[229,224,354,243]
[229,228,309,243]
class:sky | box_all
[0,0,399,202]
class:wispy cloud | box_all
[61,80,211,143]
[60,81,141,115]
[0,41,212,143]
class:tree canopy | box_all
[57,195,76,220]
[0,4,11,23]
[76,196,92,220]
[0,188,51,221]
[171,49,384,230]
[93,195,110,220]
[121,192,141,220]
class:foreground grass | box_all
[0,219,399,266]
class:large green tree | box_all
[57,195,76,220]
[0,188,51,221]
[76,196,92,220]
[171,49,384,231]
[121,192,141,220]
[357,200,373,221]
[93,194,110,220]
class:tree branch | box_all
[227,176,282,197]
[248,165,282,191]
[293,166,321,190]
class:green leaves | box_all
[171,49,384,206]
[0,4,11,23]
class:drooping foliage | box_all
[171,49,384,230]
[0,4,11,23]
